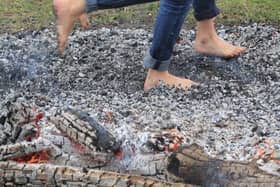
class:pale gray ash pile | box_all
[0,23,280,186]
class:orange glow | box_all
[161,128,185,153]
[71,141,86,153]
[173,142,179,150]
[9,150,49,163]
[27,150,49,163]
[165,145,170,152]
[254,147,265,159]
[106,112,112,123]
[32,113,44,138]
[254,139,280,164]
[115,150,122,160]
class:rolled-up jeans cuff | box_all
[86,0,98,13]
[194,7,220,21]
[144,52,170,71]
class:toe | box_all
[79,14,90,29]
[233,47,244,56]
[239,47,246,53]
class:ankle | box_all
[196,19,218,40]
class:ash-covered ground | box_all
[0,24,280,174]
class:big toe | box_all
[232,46,245,57]
[238,46,246,53]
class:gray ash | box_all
[0,24,279,174]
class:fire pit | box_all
[0,24,280,186]
[0,93,279,186]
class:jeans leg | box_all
[193,0,220,21]
[86,0,159,13]
[144,0,192,71]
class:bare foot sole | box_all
[144,69,196,91]
[194,37,245,58]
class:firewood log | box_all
[0,161,196,187]
[0,138,52,161]
[167,144,280,187]
[50,108,121,154]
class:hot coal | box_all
[50,108,121,153]
[167,144,280,186]
[0,23,280,175]
[0,98,39,145]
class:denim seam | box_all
[194,7,220,21]
[144,52,170,71]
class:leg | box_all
[53,0,86,54]
[53,0,159,55]
[144,0,195,91]
[193,0,245,58]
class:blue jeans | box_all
[86,0,220,71]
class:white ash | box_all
[0,23,280,175]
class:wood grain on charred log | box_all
[0,139,52,161]
[50,108,121,154]
[0,161,196,187]
[167,144,280,187]
[0,99,38,145]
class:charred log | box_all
[0,161,196,187]
[46,143,109,169]
[50,108,121,154]
[0,97,40,145]
[0,138,52,161]
[0,139,109,169]
[167,144,280,187]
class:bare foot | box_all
[144,69,196,91]
[79,13,90,29]
[194,18,245,58]
[194,36,245,58]
[53,0,85,54]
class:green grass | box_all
[0,0,279,33]
[0,0,53,33]
[216,0,280,25]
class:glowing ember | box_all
[115,150,122,160]
[165,141,180,152]
[71,140,87,153]
[32,113,44,138]
[9,150,49,163]
[163,128,185,152]
[254,139,280,164]
[255,147,265,159]
[106,111,113,123]
[147,128,186,153]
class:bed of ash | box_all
[0,23,279,175]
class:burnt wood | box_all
[50,108,121,154]
[167,144,280,187]
[0,161,196,187]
